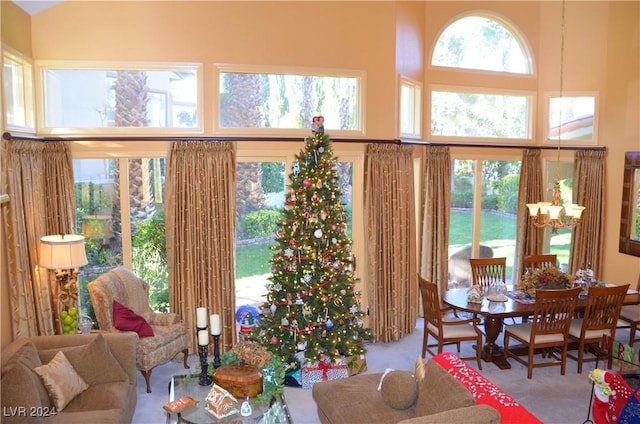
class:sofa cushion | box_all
[63,380,132,412]
[38,334,129,385]
[113,300,154,337]
[313,372,414,424]
[34,351,89,411]
[414,360,475,416]
[381,371,418,410]
[2,341,53,408]
[1,362,45,424]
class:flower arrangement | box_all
[517,265,573,298]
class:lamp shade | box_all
[39,234,88,269]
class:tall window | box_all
[3,49,35,131]
[399,78,422,138]
[74,157,167,321]
[235,159,353,310]
[448,159,521,287]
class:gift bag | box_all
[346,354,368,376]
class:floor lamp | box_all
[39,234,88,334]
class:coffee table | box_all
[166,375,293,424]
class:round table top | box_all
[442,285,640,319]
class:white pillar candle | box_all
[210,314,221,335]
[198,330,209,346]
[196,307,207,328]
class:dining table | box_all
[442,285,640,369]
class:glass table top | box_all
[166,374,292,424]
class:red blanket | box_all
[432,352,543,424]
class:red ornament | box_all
[303,179,311,187]
[289,239,297,246]
[270,336,279,344]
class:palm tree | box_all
[111,71,156,237]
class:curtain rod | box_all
[1,132,606,151]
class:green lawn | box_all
[236,210,571,280]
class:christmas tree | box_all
[251,116,370,368]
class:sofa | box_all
[1,332,137,424]
[312,352,542,424]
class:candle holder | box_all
[213,334,222,368]
[196,326,212,386]
[198,344,213,386]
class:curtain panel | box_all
[570,150,605,277]
[514,149,544,279]
[418,146,451,296]
[2,140,75,338]
[165,141,237,354]
[364,143,417,343]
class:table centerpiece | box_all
[517,265,573,298]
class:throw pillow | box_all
[1,362,45,424]
[380,370,418,410]
[414,360,475,416]
[38,334,129,385]
[33,351,89,411]
[113,300,154,337]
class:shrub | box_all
[495,174,520,213]
[243,209,281,238]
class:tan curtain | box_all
[2,140,75,338]
[418,146,450,296]
[569,150,605,276]
[165,141,237,354]
[364,143,417,342]
[514,149,544,279]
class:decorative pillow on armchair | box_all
[113,300,154,337]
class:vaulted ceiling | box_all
[12,1,62,15]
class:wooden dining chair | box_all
[470,257,507,292]
[418,274,483,370]
[503,287,581,379]
[522,254,558,273]
[567,284,630,373]
[617,275,640,346]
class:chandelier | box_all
[526,0,585,233]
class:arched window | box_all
[432,15,532,75]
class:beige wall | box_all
[1,1,638,347]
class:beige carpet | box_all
[132,319,637,424]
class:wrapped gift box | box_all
[345,353,368,376]
[301,356,348,390]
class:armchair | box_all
[88,267,189,393]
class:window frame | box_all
[399,76,422,139]
[3,46,36,132]
[213,64,366,137]
[428,84,536,143]
[34,60,204,135]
